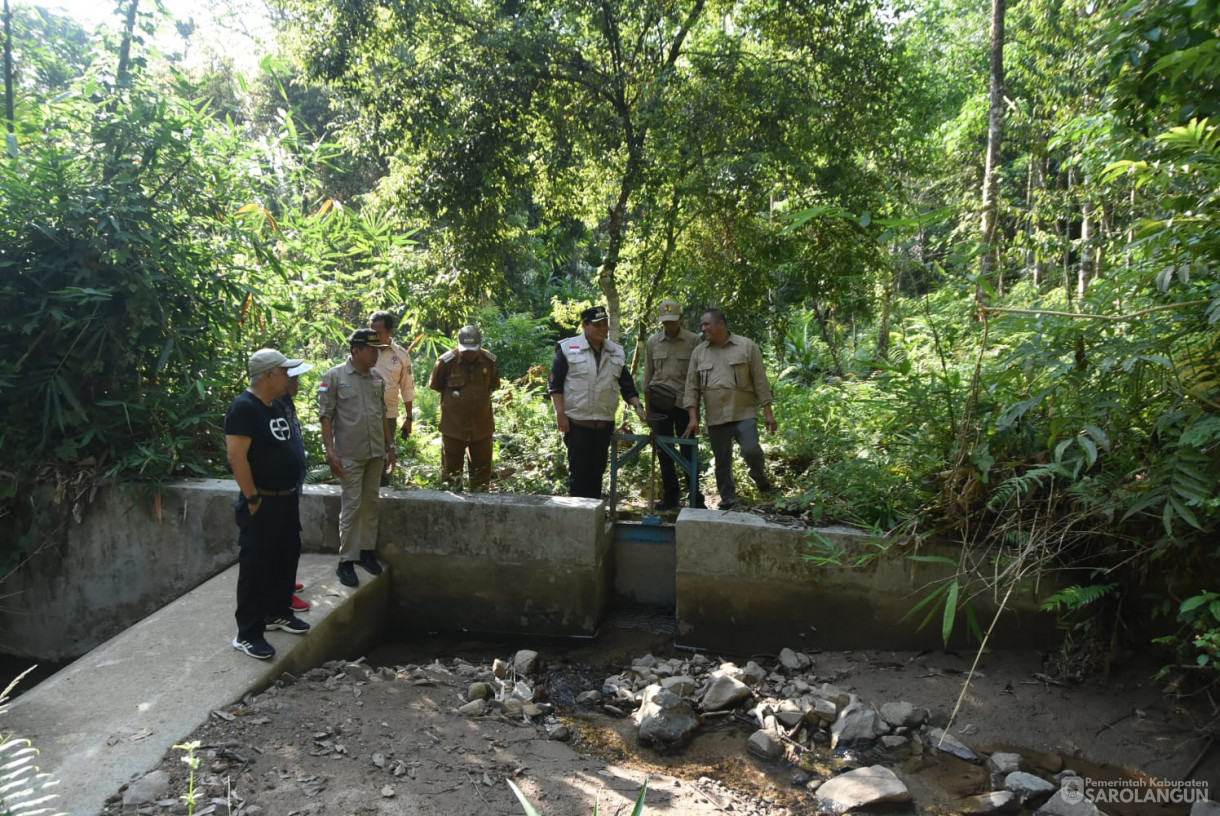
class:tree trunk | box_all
[1078,195,1095,299]
[4,0,14,156]
[1032,151,1048,287]
[978,0,1006,304]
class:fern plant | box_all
[0,669,65,816]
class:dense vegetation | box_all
[1,0,1217,674]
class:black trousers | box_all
[234,493,301,642]
[564,423,614,499]
[651,405,698,503]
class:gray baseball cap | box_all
[248,348,304,377]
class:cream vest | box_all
[560,333,626,421]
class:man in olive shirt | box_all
[319,329,398,587]
[643,299,703,510]
[683,308,778,510]
[428,325,501,491]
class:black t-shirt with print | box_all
[224,390,299,491]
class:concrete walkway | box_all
[5,554,389,816]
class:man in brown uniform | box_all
[319,329,398,587]
[643,299,703,510]
[683,308,777,510]
[428,325,501,491]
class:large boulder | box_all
[879,701,926,729]
[830,696,890,749]
[1004,771,1056,807]
[928,727,981,763]
[512,649,540,676]
[635,686,700,748]
[701,674,753,712]
[746,729,784,760]
[817,766,911,812]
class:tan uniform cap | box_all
[657,299,681,322]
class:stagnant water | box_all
[367,616,1201,816]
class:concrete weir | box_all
[1,480,1057,812]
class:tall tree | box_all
[280,0,899,333]
[978,0,1006,299]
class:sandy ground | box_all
[98,631,1219,816]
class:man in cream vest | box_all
[547,305,647,498]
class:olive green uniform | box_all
[644,327,700,504]
[428,349,501,490]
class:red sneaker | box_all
[290,594,311,612]
[294,582,305,594]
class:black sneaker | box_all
[264,615,310,634]
[718,498,739,511]
[337,561,359,587]
[357,550,383,575]
[232,637,275,660]
[656,497,680,511]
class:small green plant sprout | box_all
[507,777,648,816]
[0,667,65,816]
[173,740,203,815]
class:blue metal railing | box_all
[609,433,699,515]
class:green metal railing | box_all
[609,433,699,515]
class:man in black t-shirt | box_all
[225,348,311,660]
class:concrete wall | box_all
[0,479,1058,662]
[0,480,240,661]
[0,480,612,661]
[377,492,612,639]
[674,509,1057,653]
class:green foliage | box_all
[1040,583,1119,615]
[1154,591,1220,680]
[0,668,65,815]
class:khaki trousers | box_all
[338,457,383,562]
[441,435,494,491]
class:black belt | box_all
[257,486,298,496]
[568,418,613,430]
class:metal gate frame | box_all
[608,433,699,515]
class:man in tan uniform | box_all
[319,328,398,587]
[643,299,703,510]
[428,325,501,491]
[683,308,777,510]
[370,310,415,484]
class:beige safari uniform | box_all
[375,341,415,420]
[682,333,773,424]
[318,360,388,561]
[644,328,700,396]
